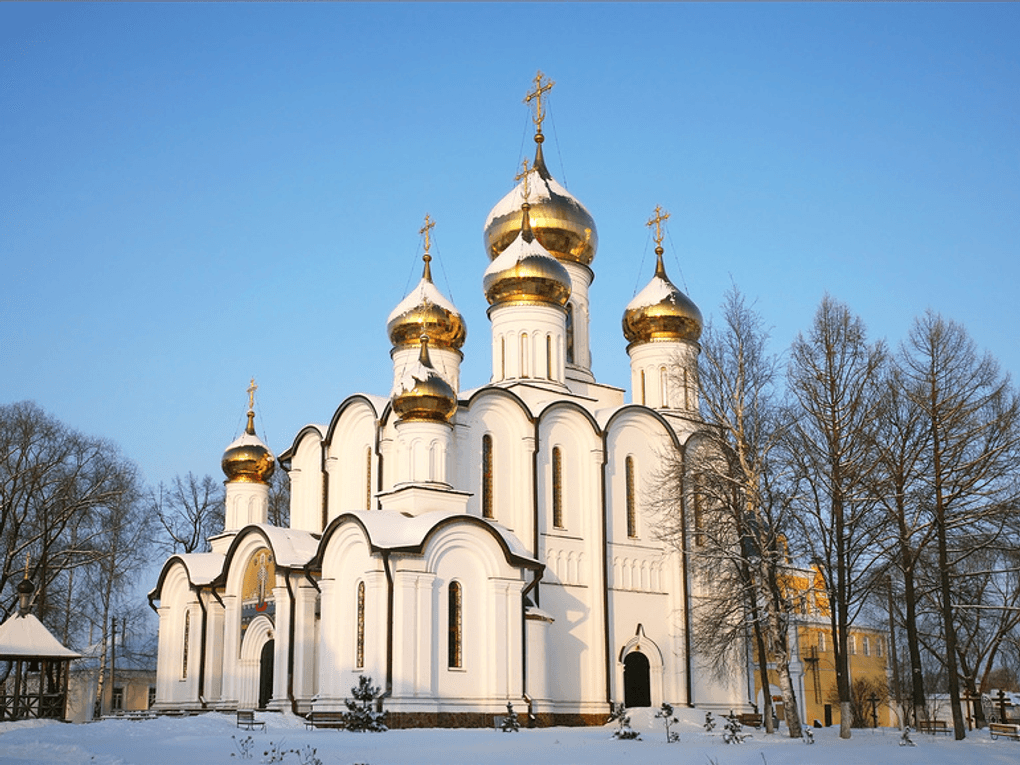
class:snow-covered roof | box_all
[173,552,225,586]
[343,509,539,566]
[223,429,271,453]
[251,524,319,568]
[386,277,459,325]
[0,613,80,659]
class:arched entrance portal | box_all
[258,640,274,710]
[623,651,651,708]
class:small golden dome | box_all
[484,139,598,266]
[483,203,572,308]
[387,254,466,351]
[623,247,703,346]
[222,411,276,484]
[392,336,458,423]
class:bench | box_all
[918,720,950,735]
[990,722,1020,741]
[305,711,346,730]
[236,710,266,731]
[738,713,763,729]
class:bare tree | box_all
[660,288,802,736]
[899,311,1020,739]
[786,296,887,739]
[151,472,224,555]
[0,401,140,623]
[872,368,934,727]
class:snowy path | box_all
[1,709,1017,765]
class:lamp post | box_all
[868,692,880,728]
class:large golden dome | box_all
[222,411,276,484]
[484,138,597,267]
[392,336,458,423]
[483,203,572,308]
[387,254,466,351]
[623,246,703,347]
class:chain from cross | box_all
[419,214,436,255]
[247,378,257,412]
[515,158,532,201]
[646,205,670,247]
[524,71,555,132]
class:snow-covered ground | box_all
[0,708,1017,765]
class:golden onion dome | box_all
[392,336,458,423]
[222,411,276,484]
[387,254,466,351]
[484,138,598,266]
[623,246,703,347]
[483,203,572,308]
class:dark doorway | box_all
[258,640,275,710]
[824,703,832,727]
[623,651,651,708]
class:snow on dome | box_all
[483,171,587,230]
[386,278,459,325]
[482,226,571,308]
[622,260,703,346]
[626,275,681,311]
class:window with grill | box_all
[448,582,462,668]
[482,435,494,519]
[552,447,564,529]
[356,581,366,668]
[625,456,637,538]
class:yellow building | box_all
[751,566,895,729]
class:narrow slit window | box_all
[482,435,494,519]
[521,334,529,378]
[182,610,190,679]
[565,304,575,364]
[448,582,462,668]
[552,446,564,529]
[546,334,552,379]
[625,456,637,538]
[356,581,365,668]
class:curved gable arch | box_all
[325,398,379,519]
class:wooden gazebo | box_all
[0,578,80,721]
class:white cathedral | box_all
[150,76,750,727]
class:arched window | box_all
[876,637,883,658]
[546,334,552,379]
[849,635,856,655]
[625,456,637,538]
[818,630,826,652]
[660,366,668,408]
[481,435,494,519]
[863,636,870,656]
[521,334,530,378]
[500,337,506,379]
[448,582,462,669]
[552,447,564,529]
[356,581,365,668]
[182,610,190,679]
[365,446,372,510]
[640,370,646,406]
[565,304,575,364]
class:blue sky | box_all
[3,3,1018,489]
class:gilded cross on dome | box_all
[646,205,670,248]
[419,214,435,256]
[524,71,555,134]
[247,378,258,412]
[515,158,532,202]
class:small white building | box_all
[149,82,749,727]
